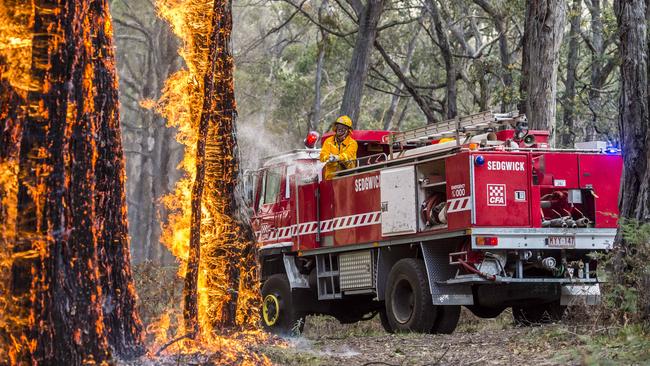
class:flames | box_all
[153,0,271,362]
[0,1,32,362]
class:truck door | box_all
[256,166,285,243]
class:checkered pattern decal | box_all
[487,184,506,206]
[256,211,382,242]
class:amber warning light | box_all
[304,131,320,148]
[476,236,499,246]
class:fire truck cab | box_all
[247,111,622,335]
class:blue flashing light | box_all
[604,147,620,154]
[475,155,485,166]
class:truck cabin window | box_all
[259,167,283,208]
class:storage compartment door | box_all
[380,166,417,236]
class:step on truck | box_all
[245,111,622,334]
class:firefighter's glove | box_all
[328,154,340,162]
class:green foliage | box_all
[600,220,650,323]
[578,325,650,365]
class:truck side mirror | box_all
[242,170,255,208]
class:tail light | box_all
[476,236,498,246]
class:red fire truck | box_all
[246,111,622,335]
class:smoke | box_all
[236,112,303,171]
[284,337,361,358]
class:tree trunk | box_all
[175,0,259,335]
[383,26,419,130]
[615,0,649,222]
[586,0,606,141]
[375,40,438,123]
[91,0,145,357]
[0,59,25,362]
[525,0,567,132]
[560,0,581,147]
[201,0,257,329]
[310,0,331,132]
[9,1,142,363]
[339,0,384,128]
[519,2,531,114]
[429,0,457,119]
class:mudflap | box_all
[421,242,473,305]
[560,284,601,306]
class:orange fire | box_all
[0,0,33,362]
[153,0,272,362]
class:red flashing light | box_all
[476,236,498,246]
[304,131,320,148]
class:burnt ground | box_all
[256,309,649,366]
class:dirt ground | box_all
[256,310,619,366]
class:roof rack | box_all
[387,111,527,158]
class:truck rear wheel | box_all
[431,305,461,334]
[261,274,305,335]
[512,301,565,326]
[384,258,437,333]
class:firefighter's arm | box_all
[319,139,332,163]
[338,139,358,162]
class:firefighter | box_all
[320,115,358,179]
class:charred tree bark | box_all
[201,0,253,329]
[180,0,258,333]
[524,0,567,132]
[91,0,145,357]
[560,0,581,147]
[339,0,384,127]
[0,68,23,162]
[10,0,143,363]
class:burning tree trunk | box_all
[193,0,257,331]
[91,0,145,357]
[7,0,143,363]
[158,0,259,338]
[0,60,25,363]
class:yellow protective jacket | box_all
[319,134,358,179]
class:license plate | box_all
[547,236,575,248]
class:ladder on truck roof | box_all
[387,111,527,158]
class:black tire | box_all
[384,258,437,333]
[261,274,305,335]
[379,308,393,333]
[431,305,461,334]
[512,301,565,326]
[467,305,506,319]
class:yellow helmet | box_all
[334,115,353,130]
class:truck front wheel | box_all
[261,274,305,335]
[384,258,437,333]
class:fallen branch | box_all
[155,332,195,356]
